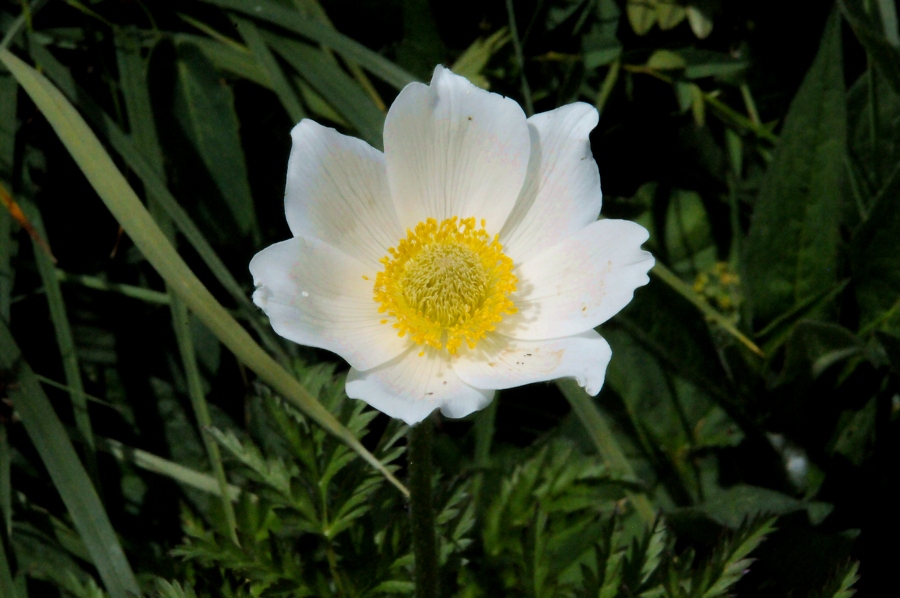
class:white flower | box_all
[250,66,654,426]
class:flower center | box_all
[373,217,517,355]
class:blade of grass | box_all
[234,17,306,123]
[296,0,387,111]
[0,47,409,497]
[0,320,141,598]
[171,297,239,542]
[27,38,290,364]
[557,378,656,525]
[179,12,249,54]
[173,33,269,87]
[117,42,239,541]
[99,437,241,500]
[177,26,345,134]
[176,30,346,130]
[19,198,100,493]
[201,0,417,90]
[56,270,170,305]
[651,261,764,357]
[35,374,119,410]
[264,33,385,147]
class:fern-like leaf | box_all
[698,516,777,597]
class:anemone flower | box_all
[250,66,654,426]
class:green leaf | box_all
[200,0,417,90]
[664,189,714,271]
[700,517,777,597]
[264,34,385,148]
[208,428,295,496]
[744,9,845,325]
[678,485,831,529]
[234,17,306,123]
[840,0,900,93]
[779,321,862,383]
[451,28,511,89]
[582,0,622,69]
[656,2,686,30]
[755,280,850,354]
[678,48,748,80]
[830,397,876,466]
[557,379,656,525]
[0,46,408,497]
[154,579,198,598]
[852,162,900,335]
[816,560,860,598]
[646,49,686,71]
[100,437,240,500]
[0,321,141,598]
[846,67,900,201]
[626,0,657,35]
[174,33,269,86]
[173,41,258,241]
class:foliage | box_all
[1,0,897,596]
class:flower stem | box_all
[408,418,439,598]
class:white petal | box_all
[346,347,494,425]
[453,330,612,396]
[284,120,403,270]
[497,219,654,340]
[383,65,530,232]
[249,236,409,370]
[500,103,603,264]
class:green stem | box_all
[408,418,439,598]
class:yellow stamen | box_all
[373,217,517,354]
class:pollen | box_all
[372,217,517,354]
